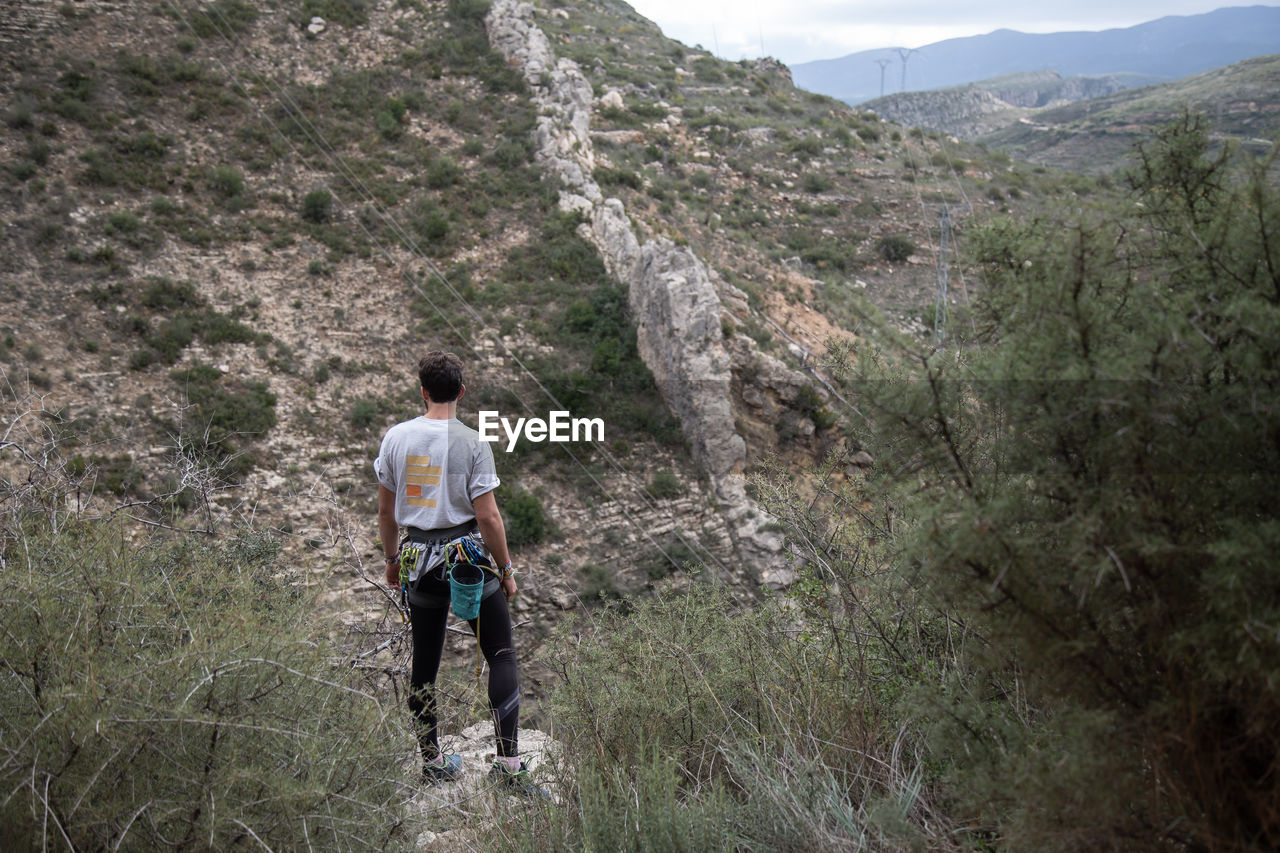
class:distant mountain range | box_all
[974,53,1280,173]
[859,53,1280,174]
[791,5,1280,106]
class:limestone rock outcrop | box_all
[486,0,791,585]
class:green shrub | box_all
[146,315,196,364]
[80,131,173,189]
[502,488,547,548]
[170,363,277,472]
[20,139,47,167]
[629,101,668,120]
[105,210,141,234]
[801,172,832,193]
[486,140,530,169]
[410,196,450,246]
[593,166,643,191]
[849,114,1280,849]
[0,519,410,849]
[3,103,33,129]
[855,124,880,142]
[416,0,523,94]
[129,348,156,370]
[54,69,94,120]
[425,156,460,189]
[787,135,824,159]
[503,580,915,850]
[209,164,244,200]
[502,212,606,289]
[301,188,333,223]
[195,310,261,345]
[8,159,37,181]
[87,453,145,495]
[637,537,702,581]
[794,383,837,431]
[142,276,201,310]
[597,106,643,129]
[578,563,624,604]
[691,56,725,83]
[876,235,914,262]
[646,468,684,500]
[349,396,385,431]
[375,107,401,139]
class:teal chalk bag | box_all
[447,560,486,620]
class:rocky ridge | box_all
[863,71,1140,140]
[486,0,803,585]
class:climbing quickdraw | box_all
[398,542,424,624]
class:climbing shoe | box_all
[489,760,550,799]
[422,753,463,784]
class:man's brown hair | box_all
[418,351,464,403]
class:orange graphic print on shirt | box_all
[405,455,441,508]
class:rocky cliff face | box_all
[486,0,795,585]
[866,72,1138,139]
[865,86,1018,139]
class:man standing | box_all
[375,351,539,795]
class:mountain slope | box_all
[792,5,1280,105]
[975,53,1280,173]
[0,0,1112,733]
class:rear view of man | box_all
[374,351,541,796]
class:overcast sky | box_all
[624,1,1280,65]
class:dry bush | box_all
[0,386,416,850]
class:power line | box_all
[875,59,891,98]
[895,48,918,94]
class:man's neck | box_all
[423,401,456,420]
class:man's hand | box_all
[501,575,517,604]
[385,558,399,588]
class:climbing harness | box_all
[398,524,498,682]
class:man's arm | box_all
[472,489,517,602]
[378,484,400,587]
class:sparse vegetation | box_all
[170,362,277,478]
[0,507,410,848]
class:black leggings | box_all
[408,572,519,759]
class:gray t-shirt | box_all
[373,416,500,531]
